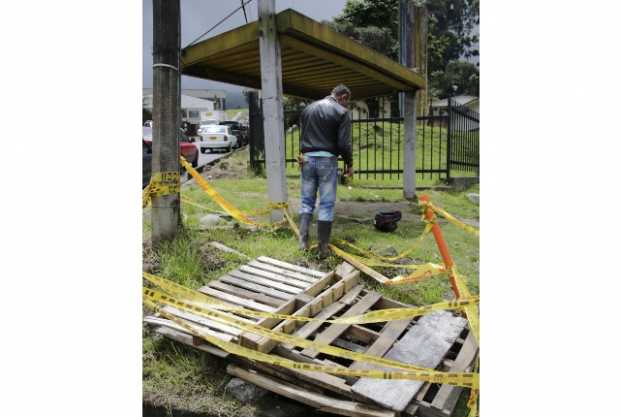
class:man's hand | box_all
[297,154,304,169]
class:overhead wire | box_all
[240,0,249,23]
[185,0,254,48]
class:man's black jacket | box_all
[299,96,353,166]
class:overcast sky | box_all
[143,0,348,91]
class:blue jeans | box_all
[299,156,338,222]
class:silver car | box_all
[198,125,238,153]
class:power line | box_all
[241,0,249,23]
[185,0,254,48]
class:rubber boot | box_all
[317,221,333,259]
[298,213,312,250]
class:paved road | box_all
[180,147,232,183]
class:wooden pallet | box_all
[144,258,478,417]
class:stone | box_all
[351,311,467,411]
[378,246,398,257]
[225,377,268,403]
[199,214,224,228]
[467,193,480,205]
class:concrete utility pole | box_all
[152,0,181,244]
[257,0,288,222]
[401,0,417,200]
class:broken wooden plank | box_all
[349,319,411,371]
[207,280,283,307]
[227,365,396,417]
[301,292,382,358]
[427,331,478,416]
[220,274,292,300]
[154,326,229,358]
[351,311,468,412]
[229,270,303,294]
[257,256,325,278]
[329,245,389,285]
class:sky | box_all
[143,0,348,96]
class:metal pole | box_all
[152,0,181,244]
[258,0,287,222]
[446,98,452,180]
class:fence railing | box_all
[250,95,478,182]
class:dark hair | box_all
[331,84,351,98]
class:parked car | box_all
[197,125,238,153]
[142,126,199,168]
[143,140,152,189]
[219,120,249,146]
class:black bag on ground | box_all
[374,211,402,232]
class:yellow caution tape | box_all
[180,156,260,226]
[421,201,479,237]
[143,272,478,325]
[179,156,292,232]
[467,388,479,417]
[180,197,228,216]
[143,288,479,388]
[336,223,433,262]
[385,263,447,286]
[143,171,181,208]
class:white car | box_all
[198,125,238,153]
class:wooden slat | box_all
[301,292,382,358]
[256,275,361,353]
[280,301,349,350]
[257,256,325,278]
[349,319,411,371]
[345,325,381,345]
[160,306,243,337]
[220,275,292,300]
[229,270,303,294]
[154,326,229,358]
[198,286,276,312]
[248,260,317,283]
[241,298,298,349]
[227,365,397,417]
[207,280,283,307]
[145,315,237,341]
[239,265,310,289]
[303,270,339,297]
[429,331,478,413]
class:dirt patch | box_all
[202,148,249,180]
[288,200,420,223]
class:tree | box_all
[432,60,479,98]
[329,0,479,100]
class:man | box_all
[298,84,353,258]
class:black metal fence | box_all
[447,99,480,176]
[250,95,478,181]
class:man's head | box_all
[331,84,351,107]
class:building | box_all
[142,88,227,110]
[143,94,224,124]
[431,95,479,115]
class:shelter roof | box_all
[181,9,425,100]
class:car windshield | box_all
[143,127,152,140]
[202,125,227,134]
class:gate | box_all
[249,95,478,182]
[447,99,479,177]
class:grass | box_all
[143,148,479,415]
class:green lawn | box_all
[143,149,479,415]
[281,121,478,186]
